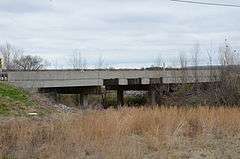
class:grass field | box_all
[1,106,240,159]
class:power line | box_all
[170,0,240,8]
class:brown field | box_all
[1,106,240,159]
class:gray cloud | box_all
[0,0,53,13]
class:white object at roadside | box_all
[28,113,38,116]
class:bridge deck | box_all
[7,69,219,89]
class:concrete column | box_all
[101,92,107,109]
[56,93,61,103]
[79,94,89,109]
[148,90,157,106]
[151,91,157,106]
[50,91,60,103]
[117,89,124,106]
[83,95,88,107]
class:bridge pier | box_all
[148,90,157,106]
[79,94,89,109]
[152,91,157,106]
[117,89,124,106]
[49,91,61,103]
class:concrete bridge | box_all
[7,68,220,107]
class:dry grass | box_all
[1,106,240,159]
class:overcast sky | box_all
[0,0,240,68]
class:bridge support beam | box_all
[117,89,124,106]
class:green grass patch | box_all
[0,82,51,116]
[0,82,33,105]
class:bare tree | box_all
[219,39,237,66]
[0,43,23,70]
[14,55,45,70]
[179,53,188,83]
[154,56,162,67]
[0,43,11,70]
[218,39,236,83]
[51,59,60,69]
[206,42,215,81]
[82,58,87,69]
[235,50,240,65]
[69,50,87,70]
[96,54,104,69]
[192,43,200,83]
[216,39,240,105]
